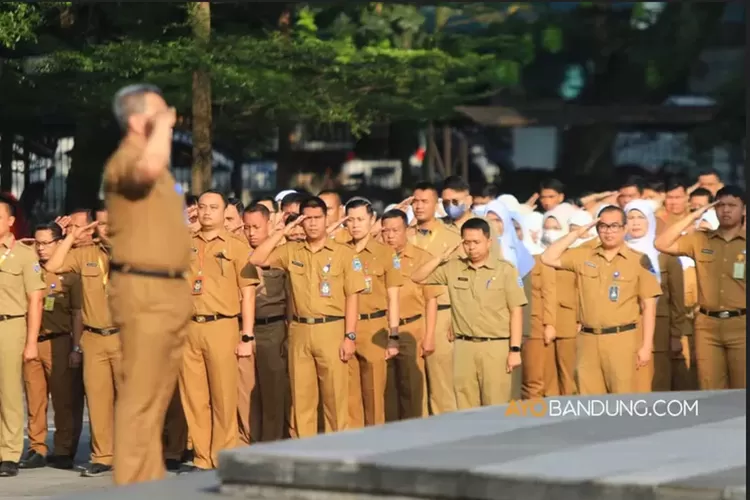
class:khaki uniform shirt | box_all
[409,219,461,307]
[268,240,366,318]
[554,267,578,338]
[0,235,45,315]
[675,230,746,311]
[426,256,528,338]
[656,254,690,343]
[558,243,662,329]
[59,243,114,329]
[395,243,443,319]
[188,230,260,316]
[102,136,191,273]
[329,229,350,245]
[256,266,287,319]
[529,256,556,339]
[41,271,82,334]
[345,237,403,314]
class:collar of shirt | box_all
[196,229,229,243]
[1,233,13,248]
[399,242,416,259]
[708,229,746,242]
[593,242,631,260]
[459,255,498,270]
[346,236,377,254]
[303,239,335,253]
[417,218,441,234]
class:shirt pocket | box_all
[262,269,286,297]
[81,265,103,283]
[450,278,472,302]
[0,263,23,288]
[483,276,508,306]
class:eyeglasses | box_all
[35,239,58,248]
[596,223,625,232]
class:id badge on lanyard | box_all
[193,242,206,295]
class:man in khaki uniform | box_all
[0,195,45,477]
[409,182,459,415]
[224,197,244,237]
[243,202,290,442]
[319,190,350,244]
[343,199,401,428]
[21,222,84,471]
[542,206,662,395]
[655,187,746,389]
[413,218,527,408]
[45,209,119,478]
[101,84,195,483]
[381,209,440,420]
[249,196,366,437]
[180,191,259,471]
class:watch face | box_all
[346,333,356,341]
[242,335,252,342]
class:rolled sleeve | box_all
[675,232,700,259]
[343,248,366,296]
[23,258,46,294]
[425,262,449,286]
[558,247,586,273]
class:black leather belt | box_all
[437,305,451,311]
[38,332,68,343]
[84,325,120,336]
[455,334,508,342]
[192,314,238,324]
[699,308,746,319]
[292,315,344,325]
[0,314,24,322]
[581,323,637,335]
[255,315,285,326]
[399,314,422,326]
[111,262,186,279]
[359,310,387,321]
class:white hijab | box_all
[497,194,521,214]
[698,209,720,230]
[624,200,661,283]
[520,212,545,255]
[486,199,535,278]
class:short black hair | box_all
[68,207,93,222]
[318,189,342,203]
[244,201,271,219]
[697,168,721,179]
[413,181,439,198]
[461,217,490,238]
[621,175,645,194]
[226,197,244,214]
[299,196,328,216]
[255,196,278,212]
[199,189,227,207]
[0,193,16,217]
[442,175,470,193]
[598,205,627,225]
[35,221,64,240]
[481,183,501,199]
[185,194,199,207]
[665,176,689,193]
[647,180,665,193]
[715,185,746,205]
[281,192,306,211]
[381,209,408,226]
[689,188,714,202]
[344,198,374,216]
[540,178,565,194]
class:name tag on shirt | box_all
[733,263,745,280]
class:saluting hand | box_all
[396,196,414,210]
[326,215,349,235]
[689,200,719,220]
[524,193,539,209]
[442,241,462,261]
[578,218,599,238]
[70,221,98,241]
[283,215,307,236]
[54,215,72,233]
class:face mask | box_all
[471,204,487,217]
[446,203,467,219]
[541,229,565,246]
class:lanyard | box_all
[0,238,16,268]
[197,240,206,276]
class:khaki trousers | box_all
[288,321,348,438]
[23,334,84,457]
[577,328,639,395]
[253,321,289,442]
[237,355,256,446]
[349,317,389,428]
[425,308,456,415]
[179,318,239,469]
[454,339,513,409]
[111,274,190,484]
[0,317,27,462]
[694,314,746,390]
[385,319,428,421]
[80,329,121,466]
[521,338,558,399]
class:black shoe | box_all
[180,449,194,463]
[46,454,74,470]
[165,459,182,472]
[19,450,46,469]
[0,461,19,477]
[80,463,112,477]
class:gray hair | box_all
[112,83,163,130]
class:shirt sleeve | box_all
[267,242,291,271]
[675,232,699,259]
[57,247,82,274]
[384,251,404,289]
[233,240,260,288]
[67,273,83,310]
[503,263,528,309]
[558,247,586,273]
[342,247,366,296]
[23,254,46,294]
[666,255,689,338]
[541,260,557,326]
[638,254,663,300]
[425,261,449,286]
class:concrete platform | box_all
[58,390,746,500]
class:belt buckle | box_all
[718,311,730,319]
[196,316,206,323]
[305,317,315,325]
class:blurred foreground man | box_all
[0,195,45,477]
[103,84,193,484]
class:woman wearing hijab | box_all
[625,200,689,393]
[520,212,545,255]
[567,210,597,248]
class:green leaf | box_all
[645,60,660,89]
[542,26,562,54]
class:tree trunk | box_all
[189,2,212,194]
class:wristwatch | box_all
[72,345,82,354]
[388,334,400,341]
[345,332,356,341]
[510,345,521,353]
[241,334,255,343]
